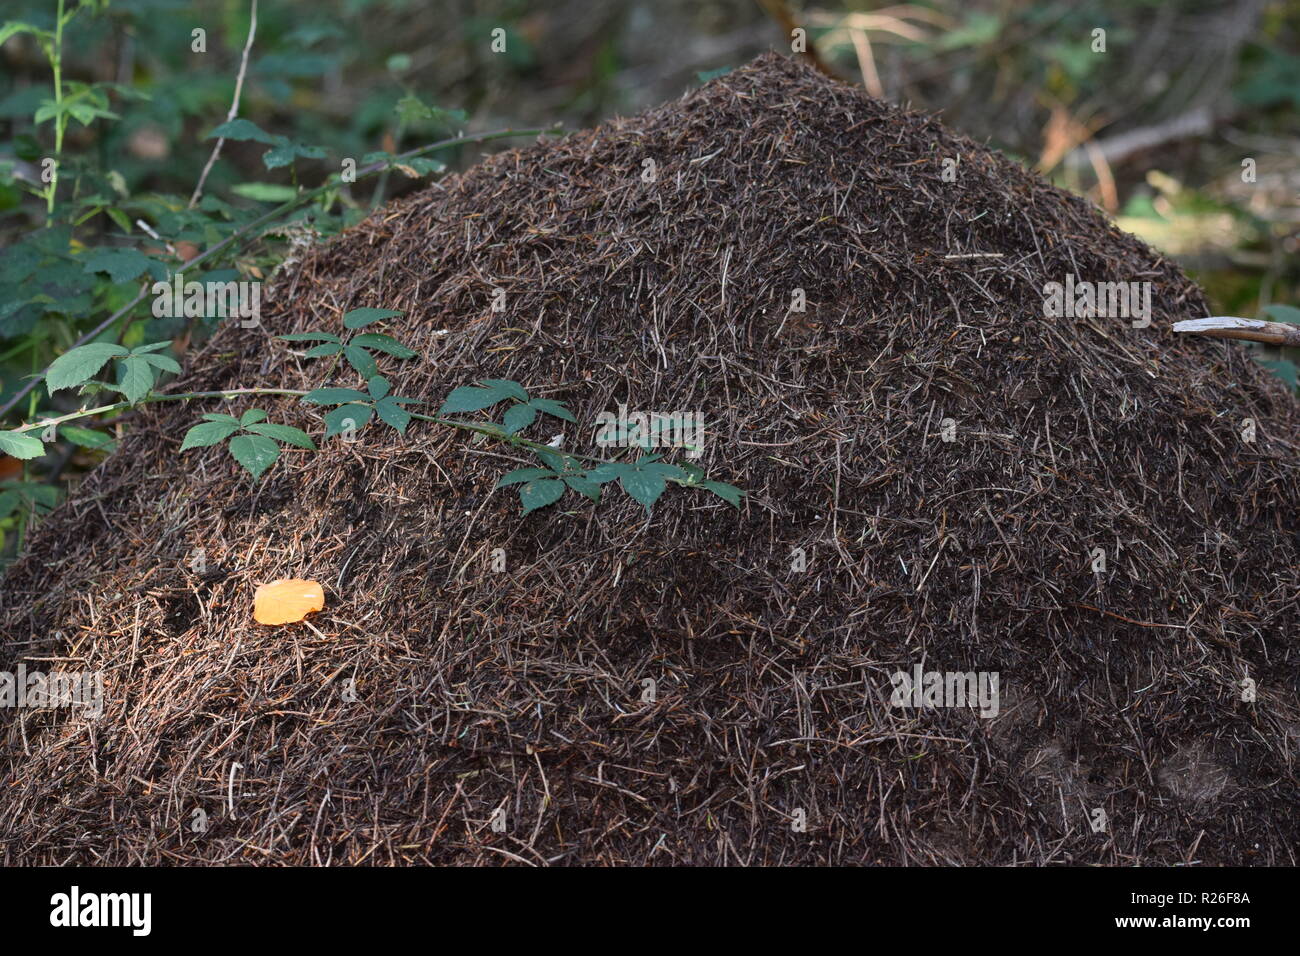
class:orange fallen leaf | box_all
[0,456,22,480]
[254,578,324,625]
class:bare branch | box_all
[189,0,259,208]
[1173,316,1300,347]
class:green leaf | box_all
[1263,304,1300,326]
[368,375,390,399]
[263,139,326,170]
[502,402,536,435]
[532,446,571,474]
[304,342,342,357]
[245,422,317,450]
[228,434,281,479]
[303,387,369,405]
[619,468,667,513]
[59,425,115,451]
[343,307,403,330]
[699,480,744,507]
[564,475,602,502]
[588,461,632,483]
[350,333,417,358]
[46,342,128,393]
[131,341,173,355]
[201,413,240,424]
[1256,357,1298,390]
[0,430,45,459]
[231,182,298,203]
[495,467,554,489]
[440,385,509,415]
[344,342,378,379]
[240,409,268,426]
[374,397,411,434]
[82,248,165,284]
[529,398,576,423]
[479,379,528,402]
[180,419,239,450]
[178,421,239,450]
[207,118,278,144]
[324,403,373,437]
[116,355,155,404]
[139,352,181,374]
[519,477,565,515]
[642,461,687,481]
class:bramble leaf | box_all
[46,343,128,393]
[519,477,565,515]
[180,420,239,450]
[245,422,316,450]
[0,430,45,459]
[228,434,280,479]
[502,402,536,435]
[343,307,403,329]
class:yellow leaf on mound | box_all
[254,578,325,625]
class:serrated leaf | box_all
[478,379,528,402]
[699,480,744,507]
[519,477,565,515]
[201,413,240,424]
[495,467,555,489]
[368,375,390,399]
[240,409,268,426]
[180,419,239,450]
[245,422,317,450]
[532,446,571,474]
[619,469,666,512]
[350,333,417,358]
[502,402,536,435]
[302,387,369,405]
[46,342,128,393]
[642,461,687,481]
[343,343,377,379]
[207,118,278,143]
[82,248,165,283]
[529,398,576,423]
[116,355,155,404]
[131,341,173,355]
[564,475,602,502]
[139,353,180,374]
[304,342,342,357]
[374,397,411,434]
[0,430,45,459]
[228,434,280,479]
[440,385,508,415]
[58,425,115,451]
[342,307,403,330]
[324,403,373,437]
[587,461,631,483]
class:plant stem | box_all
[45,0,66,222]
[408,411,615,465]
[10,388,309,434]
